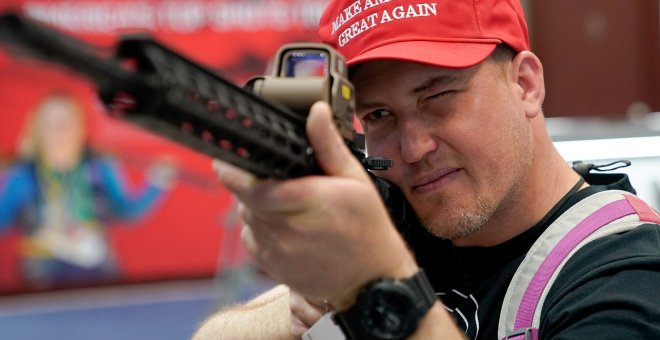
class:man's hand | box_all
[290,290,325,337]
[212,101,418,310]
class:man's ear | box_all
[510,51,545,118]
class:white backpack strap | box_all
[498,190,660,340]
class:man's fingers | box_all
[213,159,313,213]
[290,317,309,338]
[306,101,368,180]
[290,291,324,327]
[212,159,256,193]
[240,224,257,256]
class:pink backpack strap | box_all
[499,190,660,340]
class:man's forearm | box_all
[192,284,293,340]
[410,303,466,340]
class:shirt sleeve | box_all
[94,157,166,220]
[0,164,35,231]
[540,224,660,339]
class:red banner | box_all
[0,0,325,294]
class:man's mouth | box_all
[411,168,462,194]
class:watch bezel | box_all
[354,278,420,339]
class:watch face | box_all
[358,281,417,339]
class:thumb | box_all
[307,101,367,180]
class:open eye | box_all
[364,109,392,122]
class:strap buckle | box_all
[503,327,538,340]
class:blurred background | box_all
[0,0,658,339]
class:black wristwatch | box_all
[334,269,437,340]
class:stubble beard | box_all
[413,158,528,241]
[414,157,530,241]
[416,194,494,240]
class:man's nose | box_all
[399,119,437,164]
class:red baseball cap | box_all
[318,0,530,68]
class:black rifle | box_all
[0,12,393,176]
[0,13,414,227]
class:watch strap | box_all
[334,269,436,339]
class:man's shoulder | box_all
[552,187,659,285]
[540,222,660,338]
[559,222,660,276]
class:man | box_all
[194,0,660,338]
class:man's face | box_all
[352,58,533,242]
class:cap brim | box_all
[347,41,499,69]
